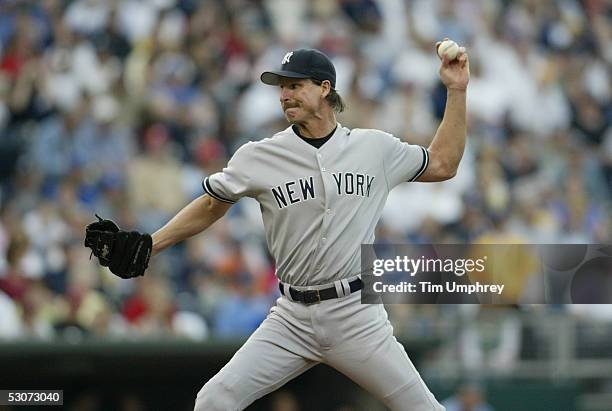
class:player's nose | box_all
[279,87,292,101]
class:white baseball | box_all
[437,40,459,61]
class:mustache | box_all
[282,102,299,110]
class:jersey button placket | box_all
[316,152,331,268]
[318,153,326,172]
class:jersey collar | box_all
[289,122,342,152]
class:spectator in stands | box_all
[442,382,494,411]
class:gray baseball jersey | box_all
[203,123,428,286]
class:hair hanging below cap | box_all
[311,79,346,113]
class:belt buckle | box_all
[303,289,321,305]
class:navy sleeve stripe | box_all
[409,147,429,182]
[202,177,236,204]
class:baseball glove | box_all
[84,214,152,279]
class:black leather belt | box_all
[279,278,363,305]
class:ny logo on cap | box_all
[281,51,293,65]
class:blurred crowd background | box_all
[0,0,610,409]
[0,0,610,362]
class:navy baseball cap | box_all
[260,48,336,89]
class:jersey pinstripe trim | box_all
[202,177,236,204]
[408,146,429,182]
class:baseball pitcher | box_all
[85,40,469,410]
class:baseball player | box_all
[84,41,469,410]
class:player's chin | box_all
[284,108,301,122]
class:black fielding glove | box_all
[84,215,152,279]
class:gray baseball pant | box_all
[194,289,445,410]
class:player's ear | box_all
[320,80,331,99]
